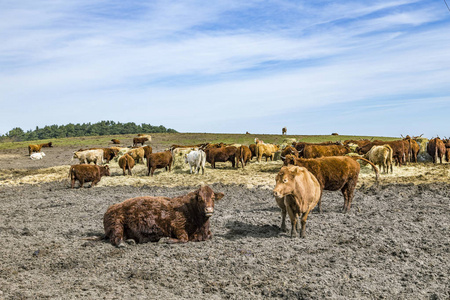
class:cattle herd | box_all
[25,134,450,247]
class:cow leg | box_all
[300,211,310,238]
[275,197,287,232]
[285,205,298,238]
[341,181,357,213]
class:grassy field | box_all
[0,132,399,150]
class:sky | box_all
[1,0,449,138]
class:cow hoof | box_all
[125,239,136,245]
[117,242,127,248]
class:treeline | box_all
[1,121,177,142]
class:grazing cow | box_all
[303,144,351,159]
[331,133,339,136]
[205,146,237,168]
[79,147,118,163]
[103,185,224,246]
[118,153,135,176]
[427,138,446,164]
[293,141,339,156]
[147,150,173,176]
[126,147,146,164]
[30,152,46,160]
[28,142,52,156]
[249,144,257,160]
[111,139,121,144]
[133,137,148,147]
[273,166,321,238]
[185,150,206,174]
[256,143,280,162]
[73,149,104,165]
[282,127,287,135]
[281,146,299,159]
[236,145,252,168]
[69,164,110,188]
[363,145,394,173]
[283,154,379,213]
[246,131,250,134]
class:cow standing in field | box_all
[236,145,252,168]
[283,154,379,213]
[147,151,173,176]
[103,185,224,247]
[363,145,394,173]
[73,149,104,165]
[282,127,287,135]
[249,144,257,160]
[133,137,148,147]
[118,153,135,176]
[273,166,321,238]
[303,144,351,159]
[356,140,408,166]
[185,150,206,174]
[69,164,110,188]
[427,137,446,164]
[205,146,237,168]
[256,143,280,162]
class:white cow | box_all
[185,150,206,174]
[73,149,104,165]
[30,152,46,160]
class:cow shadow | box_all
[218,221,283,240]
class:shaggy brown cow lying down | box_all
[273,166,321,238]
[103,185,224,247]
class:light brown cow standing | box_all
[363,145,394,173]
[273,165,321,238]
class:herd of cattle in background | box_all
[24,132,450,244]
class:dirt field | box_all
[0,139,449,299]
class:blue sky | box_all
[1,0,449,137]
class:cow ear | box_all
[290,166,302,176]
[215,192,224,201]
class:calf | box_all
[118,153,135,175]
[147,150,173,176]
[185,150,206,174]
[205,146,237,168]
[273,166,321,238]
[69,164,110,188]
[103,185,224,246]
[283,154,379,213]
[30,152,46,160]
[236,145,252,168]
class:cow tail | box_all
[352,157,380,184]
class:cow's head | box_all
[100,165,110,177]
[273,166,303,199]
[283,154,296,166]
[196,185,224,218]
[47,142,53,147]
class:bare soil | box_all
[0,138,449,299]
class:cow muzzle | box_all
[204,207,214,217]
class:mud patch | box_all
[0,182,448,299]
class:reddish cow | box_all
[281,146,299,160]
[273,166,321,238]
[28,142,53,156]
[133,137,148,147]
[249,144,257,160]
[103,185,224,247]
[111,139,121,144]
[69,164,110,188]
[142,145,153,161]
[283,154,379,213]
[118,153,135,176]
[205,146,237,168]
[427,138,446,164]
[147,151,173,176]
[303,144,351,159]
[236,145,252,168]
[356,140,408,166]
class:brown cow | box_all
[205,146,237,168]
[79,147,119,163]
[256,143,280,162]
[69,164,110,188]
[273,166,321,238]
[111,139,121,144]
[283,154,379,213]
[303,144,351,158]
[331,133,339,136]
[28,142,53,156]
[281,146,299,159]
[282,127,287,135]
[402,136,420,163]
[236,145,252,168]
[356,140,408,166]
[133,137,148,147]
[118,153,135,176]
[249,144,257,160]
[103,185,224,247]
[293,141,338,155]
[142,145,153,161]
[147,150,173,176]
[427,137,446,164]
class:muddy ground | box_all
[0,141,449,299]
